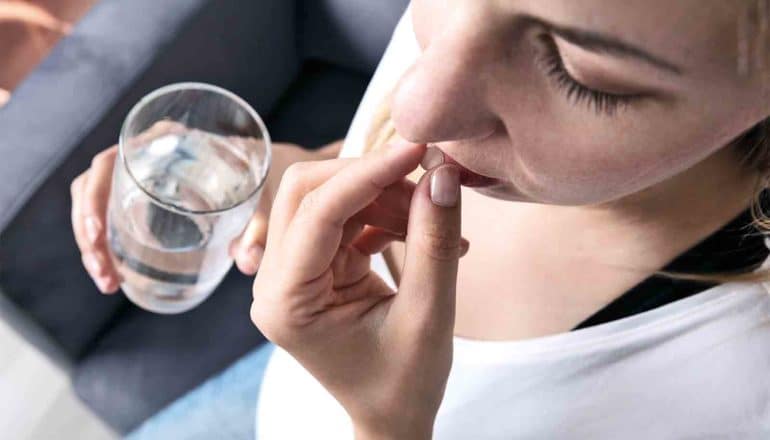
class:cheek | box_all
[411,0,443,49]
[501,116,710,205]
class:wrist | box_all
[353,418,433,440]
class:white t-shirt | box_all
[256,9,770,439]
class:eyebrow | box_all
[521,15,684,75]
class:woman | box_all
[72,1,770,438]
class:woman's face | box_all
[393,0,770,204]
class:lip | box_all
[434,148,501,188]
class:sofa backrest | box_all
[298,0,411,74]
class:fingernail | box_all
[82,253,103,274]
[421,146,445,170]
[430,165,460,207]
[85,216,102,244]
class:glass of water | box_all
[107,83,271,314]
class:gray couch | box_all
[0,0,409,434]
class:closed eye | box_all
[536,34,645,116]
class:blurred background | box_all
[0,0,407,438]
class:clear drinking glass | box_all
[107,83,271,314]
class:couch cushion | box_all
[72,64,371,434]
[298,0,410,74]
[73,268,264,434]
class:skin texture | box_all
[70,131,342,293]
[384,0,770,340]
[72,1,770,438]
[395,0,766,205]
[251,142,464,440]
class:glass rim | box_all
[118,82,272,216]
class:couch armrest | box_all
[0,0,205,232]
[0,0,300,233]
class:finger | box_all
[233,212,268,275]
[339,179,417,245]
[266,158,355,248]
[349,203,408,237]
[353,226,469,258]
[279,142,426,281]
[373,178,416,218]
[71,171,90,253]
[352,226,405,255]
[391,164,462,333]
[73,170,118,290]
[344,179,456,249]
[266,157,415,249]
[81,253,120,293]
[81,147,117,247]
[80,147,121,292]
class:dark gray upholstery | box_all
[299,0,412,74]
[0,0,208,233]
[0,0,408,434]
[0,0,299,369]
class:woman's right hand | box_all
[70,130,342,294]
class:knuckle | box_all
[279,162,312,195]
[295,189,322,219]
[418,223,461,261]
[283,161,310,183]
[70,174,85,197]
[91,149,114,168]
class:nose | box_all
[391,25,499,144]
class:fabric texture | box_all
[298,0,410,74]
[0,0,300,364]
[127,342,275,440]
[0,0,209,233]
[256,8,770,439]
[573,206,769,330]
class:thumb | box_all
[394,164,462,330]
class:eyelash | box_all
[537,35,639,116]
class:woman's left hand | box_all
[250,140,467,440]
